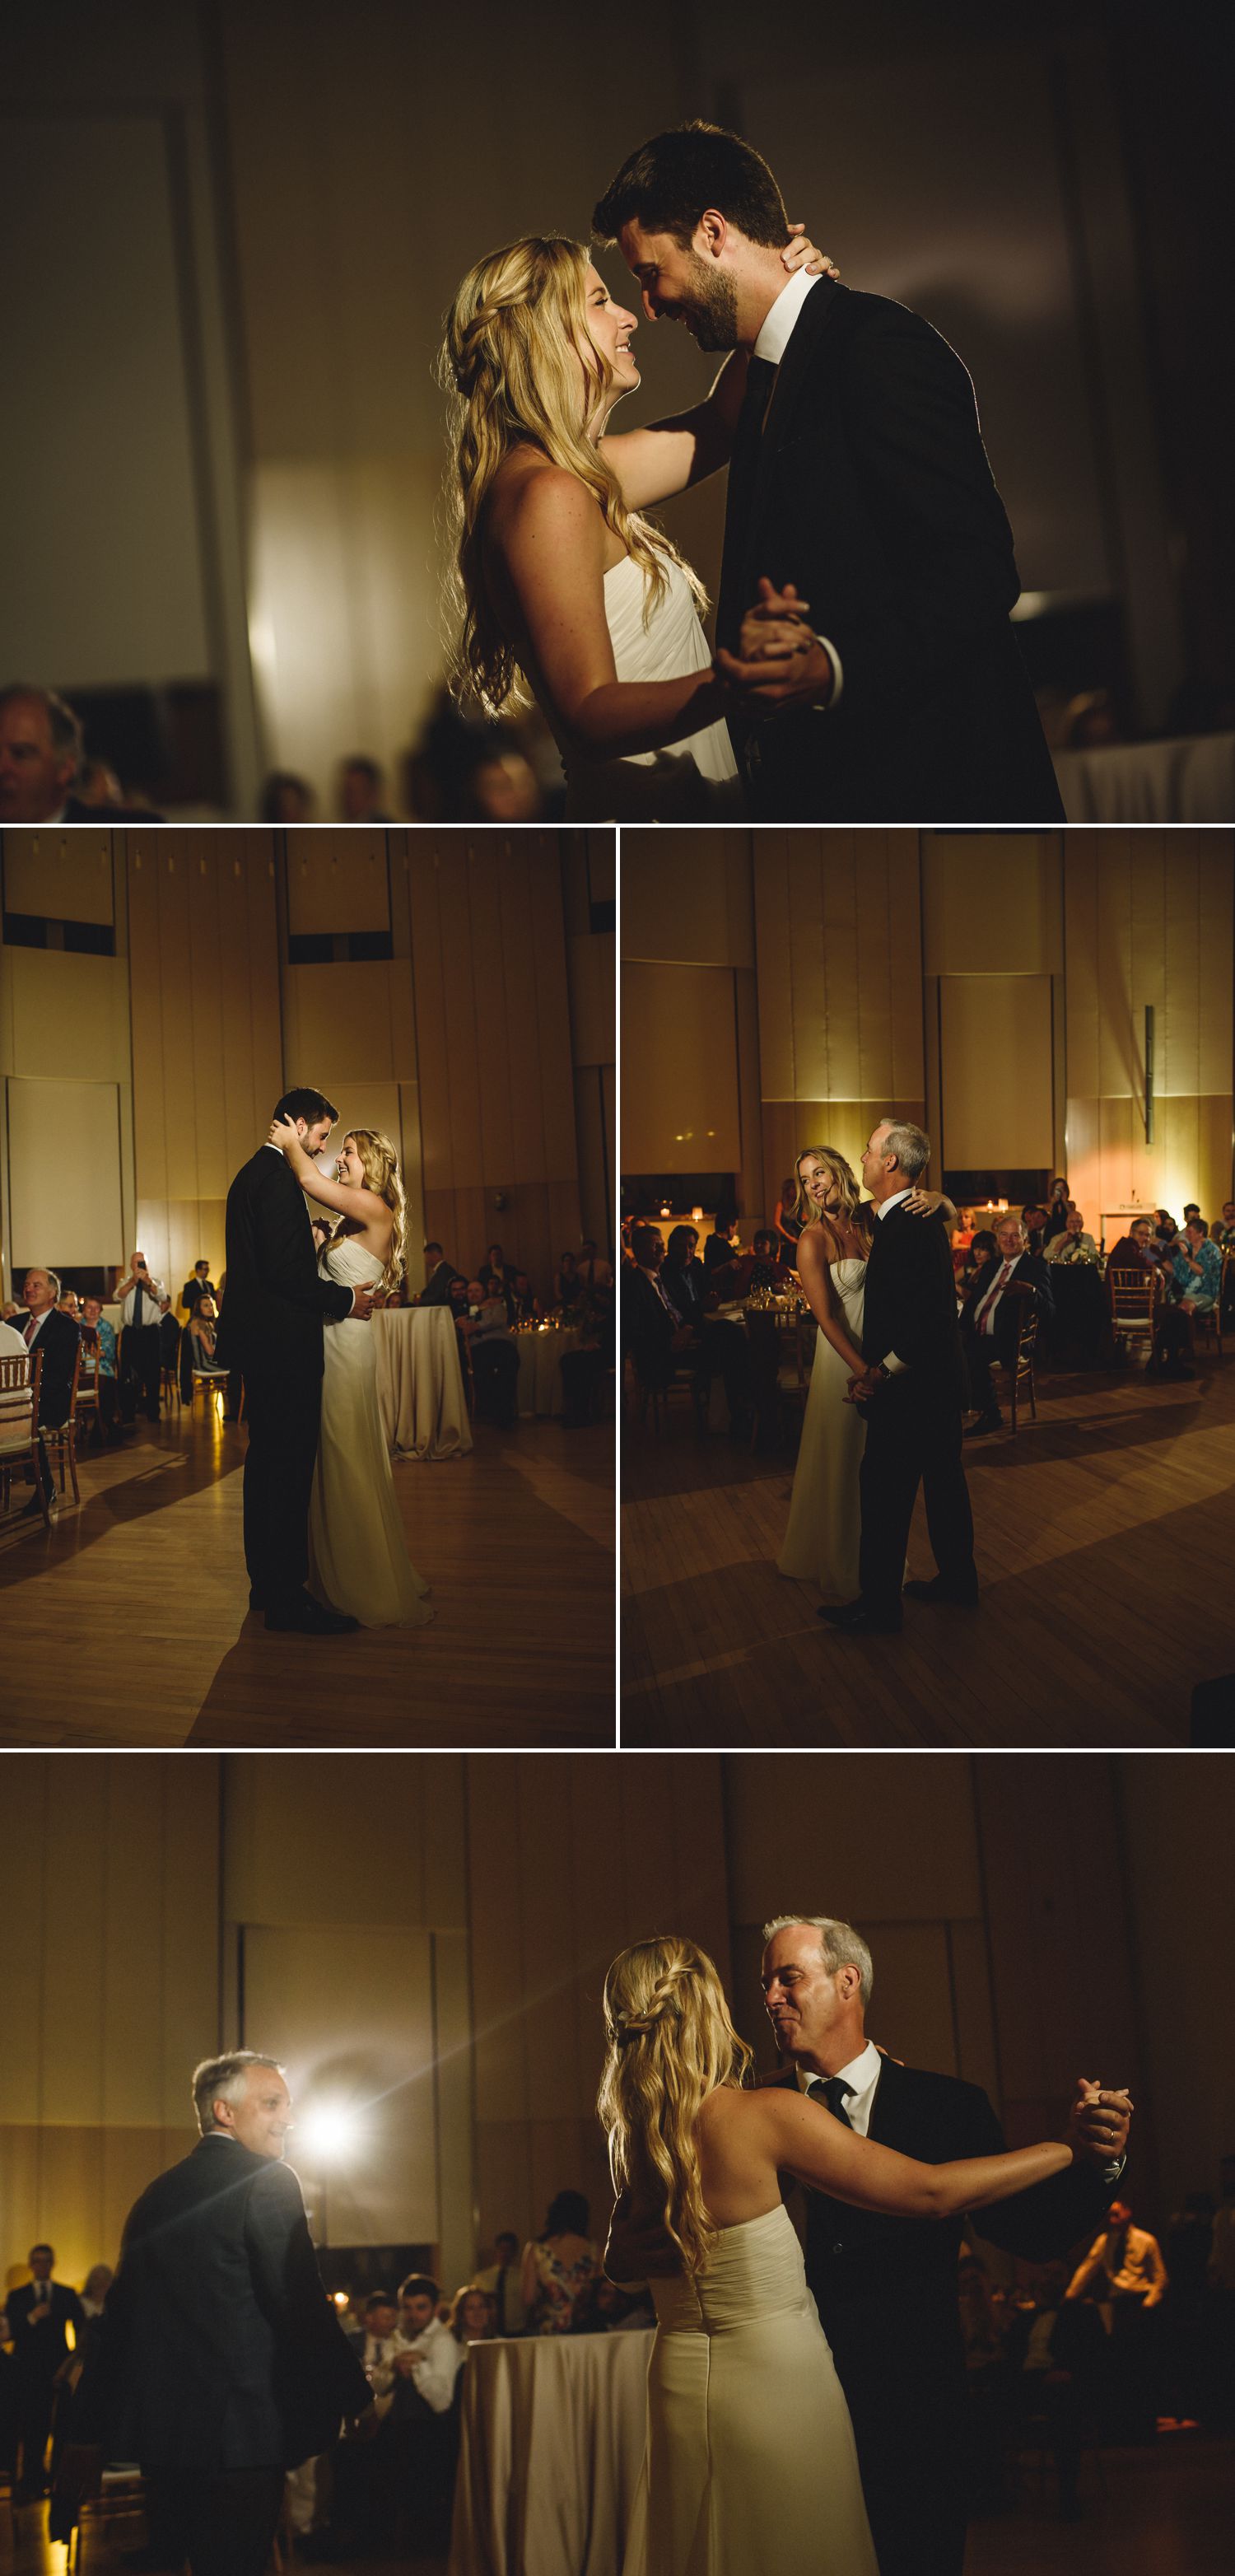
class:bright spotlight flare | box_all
[296,2102,362,2164]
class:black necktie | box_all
[809,2075,854,2130]
[717,353,777,655]
[133,1278,144,1328]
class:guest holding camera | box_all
[118,1251,166,1424]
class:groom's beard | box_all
[668,255,739,352]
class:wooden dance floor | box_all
[622,1357,1235,1745]
[0,1405,614,1747]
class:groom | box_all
[761,1914,1133,2576]
[221,1086,373,1635]
[823,1118,976,1635]
[594,122,1065,824]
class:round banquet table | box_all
[1055,730,1235,824]
[514,1323,583,1417]
[449,2329,653,2576]
[372,1305,473,1459]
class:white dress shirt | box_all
[393,2314,463,2415]
[796,2038,883,2135]
[119,1274,166,1328]
[752,268,843,707]
[972,1251,1023,1337]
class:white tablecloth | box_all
[450,2331,652,2576]
[1056,731,1235,822]
[514,1324,583,1417]
[372,1305,472,1459]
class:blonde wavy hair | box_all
[793,1146,874,1239]
[596,1936,753,2275]
[439,234,703,716]
[331,1129,408,1299]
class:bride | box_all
[268,1118,433,1631]
[778,1147,953,1602]
[600,1936,1121,2576]
[440,227,833,820]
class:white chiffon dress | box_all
[308,1237,434,1629]
[562,554,745,821]
[622,2205,878,2576]
[777,1258,868,1603]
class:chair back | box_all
[0,1347,40,1446]
[1014,1307,1039,1380]
[1106,1265,1161,1333]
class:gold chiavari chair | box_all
[1106,1263,1163,1365]
[0,1348,50,1527]
[39,1342,85,1506]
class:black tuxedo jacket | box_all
[219,1146,351,1383]
[860,1204,966,1402]
[78,2136,370,2471]
[772,2056,1112,2440]
[623,1264,681,1381]
[418,1260,465,1306]
[9,1308,81,1426]
[720,278,1065,823]
[960,1248,1054,1365]
[5,2280,84,2378]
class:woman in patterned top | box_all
[520,2191,600,2334]
[1169,1219,1222,1315]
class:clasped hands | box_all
[715,579,833,717]
[1066,2077,1133,2168]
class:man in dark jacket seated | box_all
[8,1268,82,1519]
[959,1213,1054,1433]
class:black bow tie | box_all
[808,2075,855,2130]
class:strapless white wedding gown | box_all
[563,554,744,821]
[777,1258,868,1603]
[622,2205,878,2576]
[308,1239,434,1629]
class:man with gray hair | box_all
[760,1915,1133,2576]
[821,1118,976,1631]
[0,684,159,823]
[66,2049,371,2574]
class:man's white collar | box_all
[754,265,819,367]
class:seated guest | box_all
[958,1228,999,1295]
[58,1290,81,1320]
[117,1249,165,1424]
[418,1241,465,1304]
[1153,1208,1179,1247]
[77,1295,120,1441]
[960,1214,1054,1434]
[179,1258,217,1315]
[623,1225,692,1399]
[347,2291,402,2395]
[0,683,162,823]
[1169,1217,1222,1316]
[520,2195,600,2336]
[1213,1199,1235,1247]
[157,1295,181,1367]
[188,1293,228,1374]
[578,1239,613,1294]
[576,2274,656,2333]
[1107,1216,1155,1270]
[260,770,315,824]
[467,1279,520,1426]
[509,1269,541,1323]
[338,753,394,823]
[8,1271,82,1519]
[722,1230,785,1299]
[659,1222,749,1435]
[554,1249,583,1309]
[660,1225,706,1323]
[1021,1203,1051,1256]
[1105,1221,1195,1380]
[704,1214,741,1273]
[1043,1178,1071,1244]
[446,2285,496,2347]
[1181,1203,1203,1232]
[1046,1207,1098,1262]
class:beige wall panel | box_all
[217,838,283,1178]
[494,866,544,1192]
[244,1925,437,2247]
[1119,1756,1235,2213]
[725,1752,983,1926]
[3,829,115,925]
[972,1759,1140,2138]
[9,950,128,1082]
[530,860,580,1182]
[734,967,764,1217]
[475,2121,534,2252]
[622,962,741,1174]
[7,1077,124,1268]
[433,1930,476,2294]
[408,854,452,1198]
[282,961,399,1085]
[568,930,614,1070]
[467,1755,534,2128]
[751,842,795,1100]
[753,833,924,1114]
[939,975,1054,1169]
[619,830,754,968]
[222,1752,467,1934]
[468,878,516,1183]
[791,842,841,1099]
[573,1066,614,1254]
[285,832,391,935]
[861,1922,958,2074]
[922,836,1064,975]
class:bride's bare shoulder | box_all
[487,453,602,552]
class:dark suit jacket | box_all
[9,1309,81,1426]
[61,796,165,823]
[78,2137,370,2472]
[772,2057,1112,2467]
[860,1203,966,1402]
[418,1261,465,1307]
[720,278,1065,823]
[960,1248,1054,1366]
[623,1263,682,1385]
[219,1147,351,1384]
[4,2280,84,2381]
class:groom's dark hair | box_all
[593,123,789,251]
[273,1086,338,1126]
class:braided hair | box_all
[597,1936,753,2274]
[438,235,702,716]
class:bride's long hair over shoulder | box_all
[793,1146,875,1241]
[439,235,700,716]
[597,1936,753,2274]
[332,1129,407,1299]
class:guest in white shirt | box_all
[391,2275,464,2417]
[118,1249,167,1424]
[1045,1208,1097,1263]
